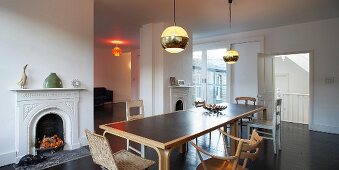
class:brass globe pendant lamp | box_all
[160,0,189,53]
[223,0,239,64]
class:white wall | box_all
[275,57,309,94]
[163,37,193,113]
[0,0,94,166]
[231,41,261,100]
[94,48,131,102]
[131,49,140,100]
[140,23,157,116]
[140,23,193,116]
[195,17,339,134]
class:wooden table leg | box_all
[179,143,187,154]
[230,121,239,155]
[155,148,172,170]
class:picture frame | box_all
[177,80,185,86]
[170,77,178,86]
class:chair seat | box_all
[113,150,155,170]
[246,119,274,129]
[196,158,245,170]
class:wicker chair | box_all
[191,129,263,170]
[85,129,155,170]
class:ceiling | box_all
[94,0,339,51]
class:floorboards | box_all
[2,103,339,170]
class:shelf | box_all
[168,86,194,88]
[10,88,86,91]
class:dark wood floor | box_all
[2,103,339,170]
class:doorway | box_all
[274,53,310,124]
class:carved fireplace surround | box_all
[11,88,84,161]
[169,86,193,112]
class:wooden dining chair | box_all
[191,129,263,170]
[85,129,155,170]
[194,100,206,108]
[235,97,257,138]
[194,100,211,143]
[247,98,282,154]
[126,100,146,158]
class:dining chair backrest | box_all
[85,129,118,170]
[190,138,244,170]
[235,97,256,105]
[194,100,205,108]
[126,100,144,121]
[273,98,282,126]
[239,129,263,168]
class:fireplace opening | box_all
[35,114,64,153]
[175,100,183,111]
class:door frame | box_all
[264,50,314,130]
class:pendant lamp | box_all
[223,0,239,64]
[160,0,189,53]
[112,46,122,56]
[111,40,123,56]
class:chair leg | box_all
[247,125,251,139]
[273,129,277,154]
[240,119,243,138]
[141,144,145,158]
[195,137,198,144]
[127,139,129,150]
[278,126,281,150]
[209,132,211,140]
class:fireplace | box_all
[175,100,183,111]
[35,114,64,153]
[169,86,193,112]
[12,88,83,162]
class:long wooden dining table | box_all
[100,103,266,170]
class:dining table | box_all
[99,103,266,170]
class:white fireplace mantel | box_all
[169,86,193,112]
[10,88,85,162]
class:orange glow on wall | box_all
[112,46,122,56]
[110,40,124,45]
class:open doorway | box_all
[274,53,310,124]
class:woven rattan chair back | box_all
[85,129,118,170]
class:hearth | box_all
[35,114,65,154]
[175,100,183,111]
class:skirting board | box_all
[0,151,16,167]
[310,123,339,134]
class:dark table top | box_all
[100,103,265,149]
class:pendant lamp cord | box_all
[173,0,176,26]
[229,0,232,32]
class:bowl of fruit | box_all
[203,104,227,113]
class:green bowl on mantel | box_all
[43,73,63,88]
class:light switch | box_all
[325,77,335,84]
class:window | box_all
[192,47,229,104]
